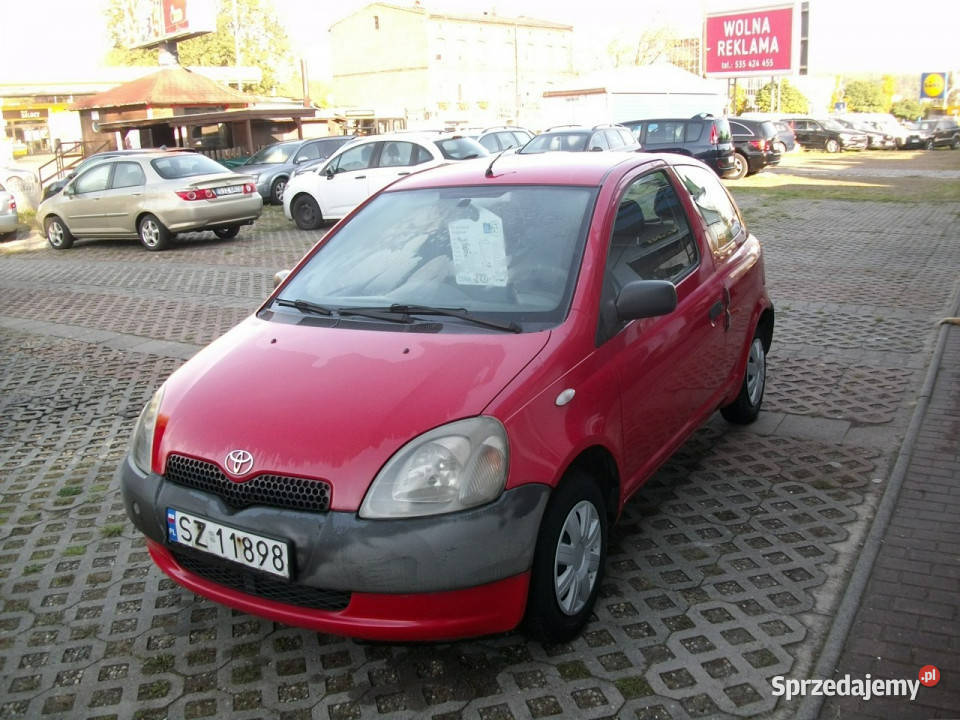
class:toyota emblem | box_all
[225,449,254,476]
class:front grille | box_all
[165,454,331,513]
[170,546,351,611]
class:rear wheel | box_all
[292,194,323,230]
[525,470,607,643]
[214,225,240,239]
[951,135,959,150]
[45,216,74,250]
[773,141,786,154]
[730,152,748,180]
[825,138,840,153]
[721,332,766,425]
[138,213,171,251]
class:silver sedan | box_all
[37,152,262,251]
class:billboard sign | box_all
[920,72,947,101]
[127,0,216,49]
[704,6,794,77]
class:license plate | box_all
[167,508,290,579]
[215,185,243,196]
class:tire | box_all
[270,176,287,205]
[951,135,959,150]
[721,332,767,425]
[525,470,608,643]
[291,194,323,230]
[214,225,240,239]
[825,138,840,153]
[45,215,74,250]
[773,141,786,154]
[138,213,171,251]
[730,152,748,180]
[925,139,935,151]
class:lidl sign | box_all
[921,73,946,101]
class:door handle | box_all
[397,171,410,176]
[354,176,366,180]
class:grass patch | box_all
[63,545,85,556]
[101,524,124,538]
[23,564,44,575]
[57,486,83,498]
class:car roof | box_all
[383,151,664,190]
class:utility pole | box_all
[232,0,242,90]
[514,23,521,125]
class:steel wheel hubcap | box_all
[746,338,765,406]
[142,220,159,246]
[554,500,602,615]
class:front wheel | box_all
[45,216,74,249]
[291,194,323,230]
[213,225,240,239]
[138,213,171,251]
[925,138,935,151]
[951,135,959,150]
[721,333,766,424]
[825,138,840,153]
[270,177,287,204]
[525,471,607,643]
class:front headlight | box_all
[130,387,164,474]
[359,417,508,519]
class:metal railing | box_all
[37,140,111,187]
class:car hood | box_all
[156,315,551,511]
[235,162,288,175]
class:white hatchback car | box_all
[283,133,488,230]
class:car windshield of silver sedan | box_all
[432,138,489,160]
[519,133,589,153]
[150,154,231,179]
[245,143,296,165]
[273,185,596,330]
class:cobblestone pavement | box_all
[0,189,957,720]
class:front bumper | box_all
[120,455,550,639]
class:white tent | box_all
[541,64,729,127]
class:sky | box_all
[0,0,958,81]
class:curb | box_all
[796,285,960,720]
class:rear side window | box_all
[675,164,743,254]
[478,134,500,152]
[758,121,778,139]
[112,162,146,189]
[378,141,419,167]
[644,121,686,145]
[729,121,752,137]
[685,121,703,142]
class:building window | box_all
[373,15,379,30]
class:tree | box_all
[607,26,679,67]
[889,99,922,121]
[843,80,887,112]
[103,0,294,95]
[755,80,808,113]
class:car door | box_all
[61,162,115,235]
[95,160,146,235]
[595,166,726,494]
[673,163,754,377]
[791,120,812,146]
[319,142,378,218]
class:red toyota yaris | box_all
[121,151,773,642]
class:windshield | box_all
[919,121,938,131]
[150,154,230,179]
[275,185,597,330]
[519,132,590,153]
[432,137,489,160]
[246,143,297,165]
[821,119,847,131]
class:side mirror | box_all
[63,184,75,197]
[273,269,291,288]
[615,280,677,321]
[590,146,603,152]
[325,168,335,179]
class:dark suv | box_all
[517,125,640,154]
[916,118,960,149]
[788,118,867,152]
[728,118,782,179]
[621,116,736,178]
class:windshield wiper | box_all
[349,304,522,333]
[275,298,415,324]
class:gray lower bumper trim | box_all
[119,455,550,594]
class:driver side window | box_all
[74,163,113,194]
[331,143,376,173]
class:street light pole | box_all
[232,0,242,90]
